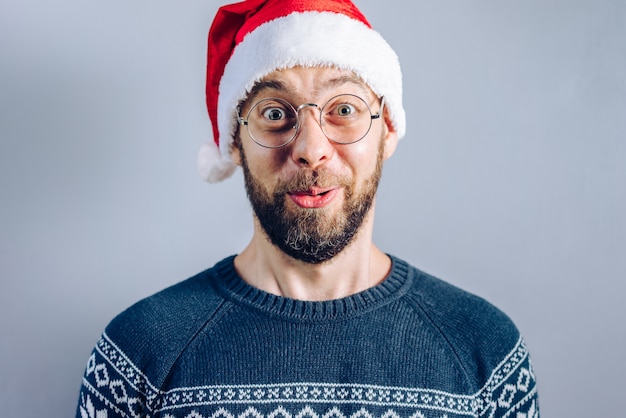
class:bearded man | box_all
[76,1,539,417]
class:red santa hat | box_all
[198,0,405,183]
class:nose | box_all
[290,105,335,168]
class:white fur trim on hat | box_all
[197,140,237,183]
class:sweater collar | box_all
[211,255,412,321]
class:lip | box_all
[288,187,339,208]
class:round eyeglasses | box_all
[237,94,385,149]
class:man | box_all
[76,0,539,417]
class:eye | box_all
[262,107,286,121]
[335,104,355,117]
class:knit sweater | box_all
[76,255,539,418]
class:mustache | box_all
[274,169,349,194]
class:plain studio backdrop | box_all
[1,0,624,416]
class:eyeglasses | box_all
[237,94,385,149]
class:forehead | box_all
[246,66,375,102]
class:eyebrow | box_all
[246,73,371,102]
[323,74,369,93]
[247,80,286,100]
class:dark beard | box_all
[239,140,385,264]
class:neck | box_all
[234,211,391,301]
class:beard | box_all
[239,138,385,264]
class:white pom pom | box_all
[197,141,237,183]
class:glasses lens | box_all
[321,94,373,144]
[246,98,297,148]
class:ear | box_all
[231,147,242,166]
[381,108,399,160]
[230,135,243,166]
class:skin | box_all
[231,66,398,301]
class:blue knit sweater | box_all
[76,255,538,418]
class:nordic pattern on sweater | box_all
[76,256,539,418]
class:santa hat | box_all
[198,0,405,183]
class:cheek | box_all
[241,135,286,171]
[338,138,381,174]
[240,143,294,194]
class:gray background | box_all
[1,0,624,416]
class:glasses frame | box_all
[237,94,385,149]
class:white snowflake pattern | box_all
[516,400,539,418]
[80,395,108,418]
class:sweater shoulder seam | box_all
[400,279,476,390]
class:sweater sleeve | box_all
[75,268,227,418]
[407,269,539,417]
